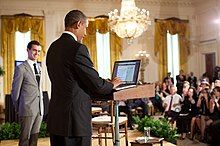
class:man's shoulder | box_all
[15,61,29,71]
[174,93,181,98]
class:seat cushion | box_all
[92,115,127,125]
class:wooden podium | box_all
[112,84,155,146]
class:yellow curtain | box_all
[31,18,46,62]
[154,18,190,82]
[110,32,122,70]
[83,16,122,72]
[1,18,16,94]
[1,14,45,94]
[95,16,122,70]
[154,21,168,82]
[83,20,97,69]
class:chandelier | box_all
[108,0,151,44]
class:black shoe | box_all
[200,138,206,143]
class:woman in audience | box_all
[206,90,220,127]
[187,87,199,140]
[176,86,197,140]
[196,88,210,142]
[209,86,220,146]
[150,82,166,114]
[161,82,170,97]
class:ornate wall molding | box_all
[72,0,194,7]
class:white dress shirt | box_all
[164,93,183,112]
[63,31,77,41]
[27,59,39,75]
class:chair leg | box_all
[104,127,107,146]
[98,127,102,146]
[125,122,128,146]
[111,124,115,144]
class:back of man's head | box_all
[64,10,87,28]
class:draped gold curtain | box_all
[1,14,45,94]
[154,18,190,81]
[83,16,122,71]
[83,20,97,68]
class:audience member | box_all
[209,86,220,146]
[176,86,197,140]
[163,72,174,86]
[188,71,197,88]
[213,66,220,82]
[150,83,165,114]
[163,85,183,123]
[176,69,186,95]
[187,87,199,140]
[196,88,210,142]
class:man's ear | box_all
[76,21,81,29]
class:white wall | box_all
[188,0,220,79]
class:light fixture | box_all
[108,0,151,44]
[135,50,150,83]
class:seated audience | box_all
[149,82,165,114]
[209,86,220,145]
[176,86,197,140]
[163,85,183,123]
[187,87,199,140]
[207,89,220,127]
[196,88,210,142]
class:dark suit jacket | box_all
[46,33,113,137]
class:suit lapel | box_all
[23,61,38,85]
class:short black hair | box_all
[27,40,40,50]
[64,10,87,28]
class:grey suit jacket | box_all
[11,61,44,117]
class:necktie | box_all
[168,96,173,111]
[33,63,40,86]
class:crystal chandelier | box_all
[108,0,151,44]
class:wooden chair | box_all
[92,101,128,146]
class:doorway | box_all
[205,53,216,83]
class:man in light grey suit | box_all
[11,40,44,146]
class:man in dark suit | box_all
[46,10,121,146]
[187,71,197,88]
[176,69,186,95]
[11,40,44,146]
[163,72,174,85]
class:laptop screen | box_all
[112,60,140,86]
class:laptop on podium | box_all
[112,60,141,91]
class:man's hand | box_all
[173,103,179,107]
[111,77,123,89]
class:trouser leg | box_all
[50,134,91,146]
[29,133,39,146]
[19,113,42,146]
[50,134,65,146]
[19,116,33,146]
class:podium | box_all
[112,84,155,146]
